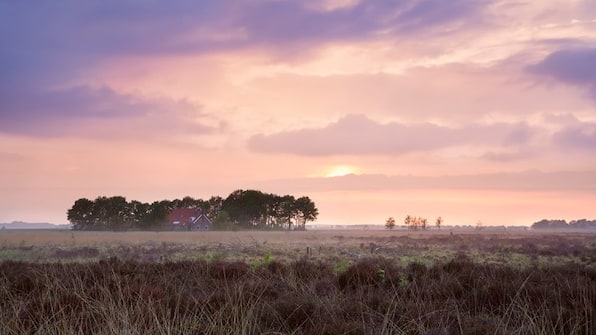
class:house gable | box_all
[168,207,212,230]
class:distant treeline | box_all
[531,219,596,229]
[67,190,318,231]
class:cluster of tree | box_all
[67,190,318,231]
[219,190,318,230]
[385,215,443,230]
[66,196,219,231]
[531,219,596,229]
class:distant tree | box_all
[67,198,96,230]
[293,196,318,230]
[263,194,282,228]
[420,217,428,230]
[179,196,201,208]
[67,190,318,231]
[211,210,235,231]
[140,200,170,228]
[279,195,297,230]
[409,216,421,230]
[68,196,133,230]
[436,216,443,230]
[204,196,223,220]
[385,217,396,230]
[405,215,413,230]
[531,219,568,229]
[569,219,596,229]
[128,200,149,227]
[222,189,269,228]
[94,196,129,230]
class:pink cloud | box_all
[0,85,214,139]
[248,114,534,156]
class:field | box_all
[1,229,594,334]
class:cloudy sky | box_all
[1,0,595,226]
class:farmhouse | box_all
[167,207,212,231]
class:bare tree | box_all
[436,216,443,230]
[420,217,428,230]
[385,217,396,230]
[404,215,413,230]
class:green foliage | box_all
[376,268,385,282]
[68,196,169,230]
[251,252,273,270]
[67,198,95,230]
[293,196,318,230]
[67,190,319,231]
[211,211,236,231]
[222,189,269,228]
[221,189,318,230]
[334,259,349,274]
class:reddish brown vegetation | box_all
[1,255,594,334]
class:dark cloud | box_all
[0,85,212,138]
[0,0,489,136]
[0,1,229,91]
[248,114,534,156]
[237,0,485,44]
[0,0,487,73]
[528,48,596,98]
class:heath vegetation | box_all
[0,230,594,334]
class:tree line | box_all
[385,215,443,230]
[531,219,596,229]
[67,189,318,231]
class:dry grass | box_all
[1,229,594,265]
[1,228,592,247]
[1,252,594,334]
[1,229,594,334]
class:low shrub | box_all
[0,257,593,334]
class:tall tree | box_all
[141,200,170,227]
[94,196,129,229]
[279,195,297,230]
[67,190,318,231]
[293,196,318,230]
[420,217,427,230]
[404,215,413,230]
[222,189,268,228]
[204,196,223,219]
[67,198,96,230]
[128,200,149,227]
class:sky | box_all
[1,0,596,226]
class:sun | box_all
[325,165,358,178]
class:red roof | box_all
[168,207,210,226]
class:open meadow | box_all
[1,229,594,334]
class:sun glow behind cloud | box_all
[324,165,360,178]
